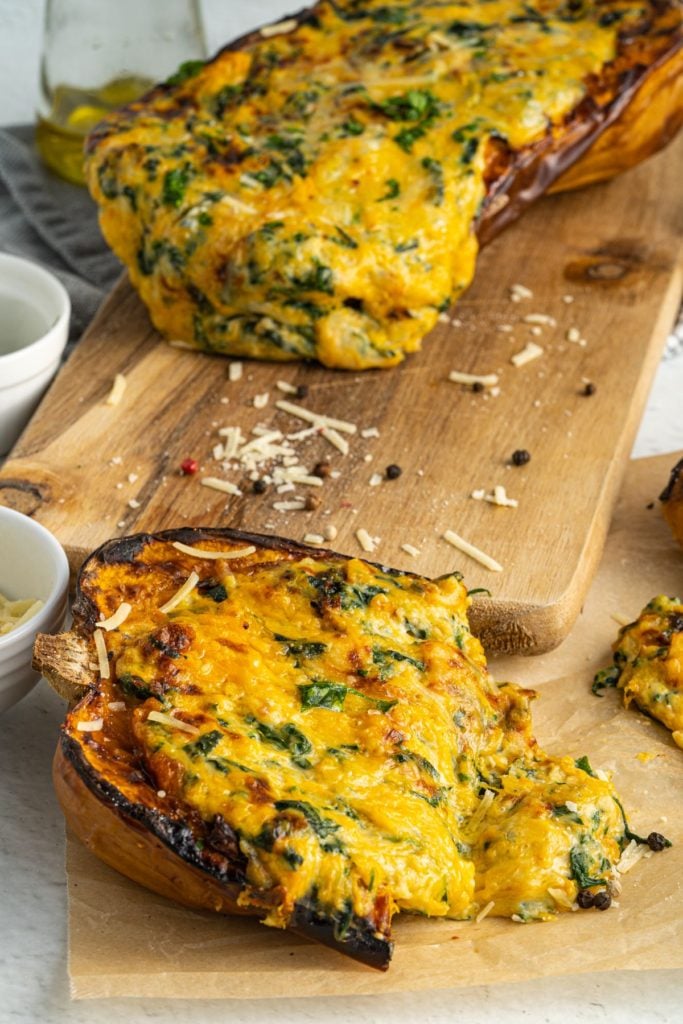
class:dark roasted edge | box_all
[660,456,683,503]
[62,526,398,969]
[72,526,423,628]
[84,1,682,249]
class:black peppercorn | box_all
[511,449,531,466]
[582,382,596,396]
[252,478,267,494]
[295,384,309,399]
[646,831,669,852]
[576,890,595,909]
[472,381,485,393]
[593,891,611,911]
[386,464,402,480]
[313,460,331,479]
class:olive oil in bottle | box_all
[36,76,153,186]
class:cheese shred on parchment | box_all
[159,572,200,614]
[172,541,256,560]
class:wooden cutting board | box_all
[1,136,681,654]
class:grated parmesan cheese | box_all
[200,477,243,497]
[276,380,298,395]
[510,283,533,300]
[260,17,298,37]
[77,718,104,732]
[304,533,325,545]
[369,473,383,487]
[475,900,495,923]
[275,399,357,435]
[401,543,420,557]
[355,528,377,553]
[273,499,306,511]
[361,427,380,439]
[321,426,349,455]
[228,362,243,382]
[105,373,127,406]
[96,602,132,632]
[93,629,110,679]
[615,840,648,874]
[172,541,255,560]
[159,571,199,614]
[523,313,556,326]
[147,710,199,736]
[511,341,543,367]
[443,530,503,572]
[253,392,270,409]
[448,370,499,387]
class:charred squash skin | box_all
[84,0,682,369]
[37,528,665,969]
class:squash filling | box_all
[65,537,653,950]
[84,0,679,368]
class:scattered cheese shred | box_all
[273,499,306,511]
[511,342,544,367]
[200,477,243,496]
[510,283,533,301]
[548,887,574,909]
[228,362,243,382]
[260,17,298,37]
[96,602,132,632]
[611,612,633,627]
[448,370,499,387]
[321,426,350,455]
[523,313,556,326]
[159,571,200,614]
[107,701,125,711]
[276,380,298,395]
[616,840,648,874]
[275,399,357,435]
[147,710,200,736]
[77,718,104,732]
[253,392,270,409]
[105,373,127,406]
[401,543,421,557]
[475,900,496,923]
[356,528,377,553]
[304,533,325,545]
[93,629,110,679]
[443,530,503,572]
[172,541,255,560]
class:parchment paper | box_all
[66,452,683,999]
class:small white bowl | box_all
[0,506,70,713]
[0,253,70,456]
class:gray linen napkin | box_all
[0,124,121,350]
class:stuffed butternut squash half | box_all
[84,0,682,369]
[35,530,669,969]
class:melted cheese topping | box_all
[84,0,652,368]
[69,540,635,936]
[596,595,683,750]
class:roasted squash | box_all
[35,529,669,969]
[85,0,682,369]
[660,457,683,549]
[594,594,683,749]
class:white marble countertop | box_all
[1,2,682,1021]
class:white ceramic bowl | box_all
[0,507,70,713]
[0,253,70,456]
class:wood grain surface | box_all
[1,136,681,655]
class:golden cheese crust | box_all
[595,595,683,749]
[85,0,682,369]
[36,529,666,967]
